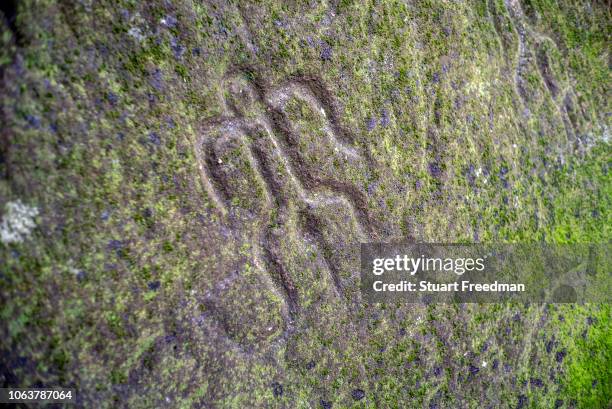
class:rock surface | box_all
[0,1,610,408]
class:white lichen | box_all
[128,27,145,42]
[0,200,39,244]
[66,259,80,276]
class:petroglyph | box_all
[193,71,373,350]
[493,0,587,156]
[503,0,532,106]
[266,82,360,160]
[264,79,374,239]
